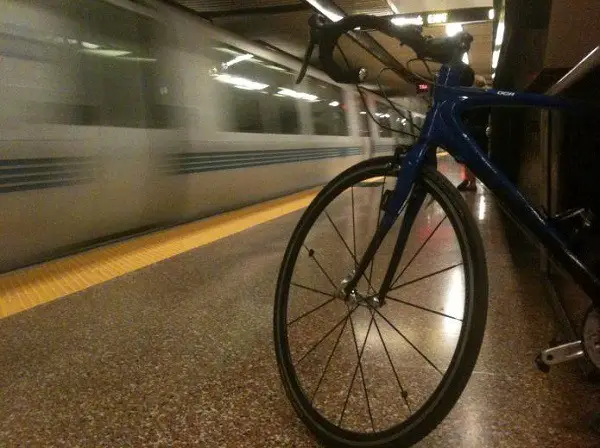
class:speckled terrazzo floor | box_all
[1,159,599,447]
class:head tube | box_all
[437,63,475,87]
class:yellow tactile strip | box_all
[0,187,320,319]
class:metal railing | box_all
[539,45,600,376]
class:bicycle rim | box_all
[274,157,488,447]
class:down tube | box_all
[443,103,600,305]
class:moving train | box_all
[0,0,424,272]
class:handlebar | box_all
[297,14,473,85]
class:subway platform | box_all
[1,157,599,447]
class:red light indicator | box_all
[417,83,429,93]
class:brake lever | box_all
[296,14,327,84]
[296,36,316,84]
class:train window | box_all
[206,44,301,134]
[0,1,172,128]
[375,101,413,138]
[412,113,425,135]
[305,79,349,136]
[376,102,394,138]
[357,98,371,137]
[72,1,168,128]
[0,5,84,125]
[232,93,264,133]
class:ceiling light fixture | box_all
[446,23,463,36]
[391,16,424,26]
[81,49,131,57]
[214,73,269,90]
[223,53,253,69]
[495,22,505,46]
[81,41,99,49]
[278,88,319,102]
[304,0,343,22]
[492,49,500,69]
[428,12,448,24]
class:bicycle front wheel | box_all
[274,156,488,447]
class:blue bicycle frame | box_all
[344,63,600,308]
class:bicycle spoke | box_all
[311,314,350,404]
[291,282,335,299]
[390,215,448,289]
[385,296,462,322]
[372,311,412,414]
[338,311,375,428]
[348,307,376,432]
[351,186,357,267]
[303,245,337,290]
[389,263,463,293]
[371,306,443,375]
[367,174,387,292]
[294,306,358,367]
[325,211,359,266]
[288,296,338,326]
[324,211,374,291]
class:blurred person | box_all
[457,75,490,192]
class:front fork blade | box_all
[342,184,426,300]
[377,187,427,304]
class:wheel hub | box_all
[336,273,383,308]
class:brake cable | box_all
[336,42,421,137]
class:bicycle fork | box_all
[338,152,429,306]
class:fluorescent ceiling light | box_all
[119,57,157,62]
[265,64,288,72]
[304,0,343,22]
[328,100,340,107]
[81,41,99,49]
[278,88,318,102]
[214,73,268,90]
[488,9,495,20]
[446,23,463,36]
[214,47,241,55]
[223,53,253,69]
[491,72,496,79]
[495,22,505,46]
[462,52,469,64]
[81,49,131,57]
[492,49,500,69]
[428,12,448,24]
[392,16,424,26]
[387,0,400,14]
[360,111,367,115]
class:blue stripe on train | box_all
[165,147,362,175]
[0,147,363,193]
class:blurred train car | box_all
[0,0,420,272]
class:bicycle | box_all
[273,13,600,447]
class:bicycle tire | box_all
[274,156,488,447]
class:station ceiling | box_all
[169,0,496,95]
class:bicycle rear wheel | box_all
[274,156,488,447]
